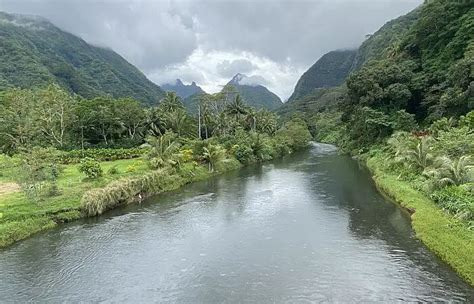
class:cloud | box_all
[0,0,422,99]
[239,75,268,87]
[216,59,257,78]
[149,48,302,100]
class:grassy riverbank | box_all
[0,158,148,247]
[0,157,241,248]
[366,155,474,286]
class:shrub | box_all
[46,183,61,197]
[126,165,137,173]
[78,158,103,179]
[215,157,241,172]
[432,127,474,158]
[16,147,61,202]
[180,149,194,162]
[107,166,119,175]
[59,148,146,164]
[276,118,312,151]
[234,144,255,164]
[272,141,292,157]
[431,186,474,223]
[149,157,165,169]
[0,154,16,177]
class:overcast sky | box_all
[0,0,421,100]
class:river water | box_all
[0,143,472,302]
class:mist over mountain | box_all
[161,79,205,99]
[0,11,165,104]
[225,73,282,110]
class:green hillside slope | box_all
[0,11,165,104]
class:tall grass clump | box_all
[80,168,187,216]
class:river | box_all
[0,143,472,302]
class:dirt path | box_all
[0,182,20,196]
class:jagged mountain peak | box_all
[161,79,205,99]
[224,74,282,110]
[229,73,247,85]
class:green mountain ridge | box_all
[0,11,165,104]
[226,73,283,110]
[281,7,424,116]
[350,7,421,72]
[161,79,205,99]
[287,49,357,103]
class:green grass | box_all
[0,158,148,247]
[367,155,474,286]
[0,157,242,248]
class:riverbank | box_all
[0,158,146,248]
[0,157,241,248]
[366,155,474,286]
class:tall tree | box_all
[36,84,74,148]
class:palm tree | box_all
[162,109,189,137]
[202,144,225,172]
[245,108,257,132]
[425,155,473,186]
[391,134,435,171]
[226,95,248,123]
[198,96,214,139]
[145,131,181,167]
[159,92,185,112]
[408,137,435,169]
[256,110,278,135]
[214,112,230,136]
[144,107,165,137]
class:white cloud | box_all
[149,48,304,100]
[216,59,257,78]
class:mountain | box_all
[180,92,206,114]
[161,79,205,99]
[225,74,282,110]
[350,8,420,72]
[344,0,473,122]
[0,11,165,104]
[276,86,347,117]
[281,0,472,147]
[287,50,357,103]
[282,7,423,116]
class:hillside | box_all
[0,11,165,104]
[350,7,420,72]
[282,8,423,114]
[343,0,473,128]
[287,50,356,103]
[181,92,206,114]
[276,86,347,117]
[161,79,205,99]
[225,74,282,110]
